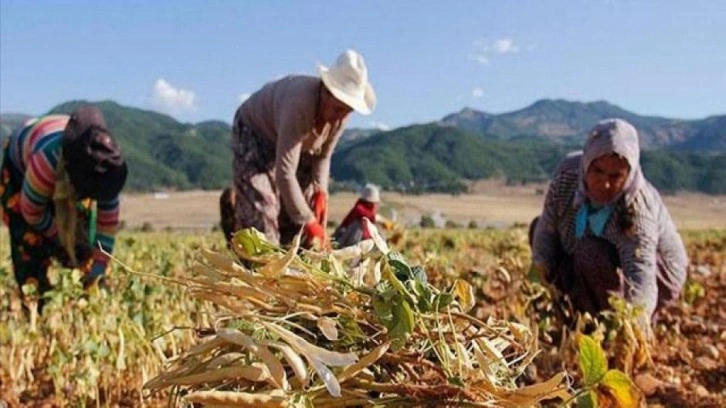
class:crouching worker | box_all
[333,183,388,248]
[1,106,127,311]
[529,119,687,331]
[220,49,376,249]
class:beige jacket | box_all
[239,75,347,224]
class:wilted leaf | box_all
[364,218,389,254]
[259,231,300,277]
[452,279,475,312]
[312,359,342,397]
[338,342,391,382]
[578,334,608,386]
[317,317,339,341]
[600,369,642,408]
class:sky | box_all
[1,0,725,129]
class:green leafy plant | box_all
[574,334,643,407]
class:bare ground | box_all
[120,185,726,231]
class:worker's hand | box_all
[303,220,327,249]
[82,249,108,290]
[311,189,328,226]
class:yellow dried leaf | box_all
[338,341,390,382]
[452,279,475,312]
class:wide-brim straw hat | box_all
[317,50,376,115]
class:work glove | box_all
[303,220,327,249]
[311,189,328,226]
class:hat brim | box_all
[318,65,376,115]
[69,162,128,201]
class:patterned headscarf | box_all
[575,118,645,207]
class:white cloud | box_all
[472,87,484,98]
[469,37,521,66]
[370,121,390,131]
[151,78,196,114]
[492,38,519,54]
[238,92,252,103]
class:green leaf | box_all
[576,390,598,408]
[415,279,433,312]
[600,369,641,408]
[232,228,279,257]
[389,258,413,281]
[372,294,393,326]
[389,298,415,350]
[578,334,608,386]
[433,293,454,310]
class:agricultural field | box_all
[119,188,726,231]
[0,224,723,407]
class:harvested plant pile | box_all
[146,226,570,407]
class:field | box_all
[0,189,724,407]
[120,187,726,231]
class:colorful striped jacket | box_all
[8,115,120,257]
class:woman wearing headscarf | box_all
[530,119,688,328]
[333,183,383,247]
[1,106,127,310]
[220,49,376,249]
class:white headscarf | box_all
[575,118,645,207]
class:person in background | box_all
[1,106,127,311]
[220,49,376,248]
[333,183,386,247]
[529,118,688,330]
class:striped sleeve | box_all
[95,197,120,255]
[20,148,60,237]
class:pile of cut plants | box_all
[146,224,571,407]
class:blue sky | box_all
[1,0,724,129]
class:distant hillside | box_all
[48,100,232,191]
[339,127,382,147]
[333,123,726,195]
[441,99,724,150]
[332,124,571,193]
[1,99,723,194]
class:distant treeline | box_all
[332,124,726,195]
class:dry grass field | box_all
[120,185,726,232]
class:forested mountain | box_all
[48,100,232,191]
[440,99,725,150]
[333,123,726,194]
[1,99,723,194]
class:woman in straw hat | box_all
[1,106,127,311]
[220,49,376,248]
[529,118,687,331]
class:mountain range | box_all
[439,99,725,150]
[1,99,723,194]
